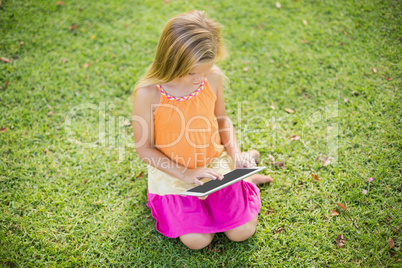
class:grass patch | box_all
[1,0,401,266]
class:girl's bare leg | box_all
[243,150,273,185]
[179,233,215,250]
[224,215,258,241]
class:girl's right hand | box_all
[182,167,224,185]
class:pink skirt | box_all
[146,180,261,238]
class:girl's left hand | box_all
[234,152,257,169]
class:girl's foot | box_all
[244,174,273,185]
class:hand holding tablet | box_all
[181,167,266,197]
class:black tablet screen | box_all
[186,169,257,193]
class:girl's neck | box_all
[160,79,203,97]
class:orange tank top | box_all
[153,79,224,169]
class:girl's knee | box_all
[179,233,215,250]
[225,216,258,242]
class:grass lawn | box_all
[1,0,401,266]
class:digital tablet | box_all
[181,167,266,197]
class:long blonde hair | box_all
[131,10,227,100]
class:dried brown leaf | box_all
[290,135,300,141]
[0,57,11,63]
[336,203,347,211]
[393,228,399,234]
[56,1,65,5]
[84,179,88,184]
[321,156,331,166]
[93,200,101,204]
[266,207,275,215]
[274,227,284,234]
[389,238,394,249]
[164,0,170,3]
[284,108,295,113]
[300,40,309,44]
[387,77,393,81]
[20,41,24,46]
[311,174,319,180]
[62,58,68,63]
[68,24,78,31]
[48,111,54,116]
[244,61,250,65]
[13,225,22,231]
[331,209,339,216]
[83,63,91,68]
[268,161,285,168]
[336,234,345,248]
[243,67,249,72]
[137,171,145,179]
[0,127,8,133]
[372,67,377,73]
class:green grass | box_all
[1,0,401,266]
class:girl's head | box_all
[133,10,227,94]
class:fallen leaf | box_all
[284,108,295,113]
[83,63,91,68]
[331,209,339,216]
[13,225,22,231]
[243,67,249,72]
[311,174,319,180]
[4,81,9,88]
[290,135,300,141]
[137,171,144,179]
[270,103,275,109]
[124,24,129,29]
[303,19,308,26]
[372,67,377,73]
[336,234,346,248]
[0,127,8,133]
[48,111,54,116]
[258,24,262,29]
[267,154,275,162]
[56,1,65,5]
[20,41,24,46]
[266,207,275,215]
[164,0,170,3]
[321,156,331,166]
[393,228,399,234]
[274,227,284,234]
[62,58,68,63]
[244,61,250,65]
[84,179,88,184]
[68,24,78,31]
[387,77,393,81]
[340,41,344,46]
[93,200,101,204]
[0,57,11,63]
[276,2,281,8]
[300,40,309,44]
[327,126,332,132]
[389,238,394,249]
[344,31,348,36]
[336,203,347,211]
[124,120,131,126]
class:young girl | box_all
[132,10,273,250]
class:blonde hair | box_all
[131,10,227,100]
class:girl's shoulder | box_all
[133,84,161,105]
[206,65,225,95]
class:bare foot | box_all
[244,174,273,185]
